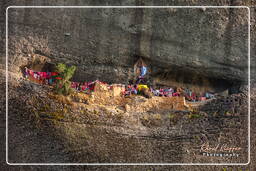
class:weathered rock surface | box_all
[0,0,256,171]
[1,0,253,89]
[0,70,249,169]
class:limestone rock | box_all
[4,6,252,90]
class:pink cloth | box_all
[28,69,34,76]
[172,92,180,96]
[200,97,206,101]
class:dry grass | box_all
[140,113,162,127]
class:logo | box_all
[200,142,242,157]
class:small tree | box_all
[54,63,76,96]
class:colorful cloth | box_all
[152,89,160,96]
[28,69,34,76]
[88,81,95,91]
[200,97,206,101]
[25,68,60,84]
[163,88,173,97]
[172,92,180,96]
[137,84,148,91]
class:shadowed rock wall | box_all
[1,0,253,88]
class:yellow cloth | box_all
[137,84,148,91]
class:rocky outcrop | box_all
[4,75,248,164]
[2,1,253,91]
[0,1,256,170]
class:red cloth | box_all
[71,82,77,88]
[88,82,95,91]
[81,85,86,91]
[37,72,48,79]
[172,92,180,96]
[51,72,58,76]
[28,69,34,76]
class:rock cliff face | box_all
[1,1,256,170]
[3,2,251,92]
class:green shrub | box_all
[54,63,76,96]
[188,113,201,119]
[168,113,176,119]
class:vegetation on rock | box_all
[54,63,76,96]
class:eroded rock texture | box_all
[4,4,250,91]
[0,0,256,171]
